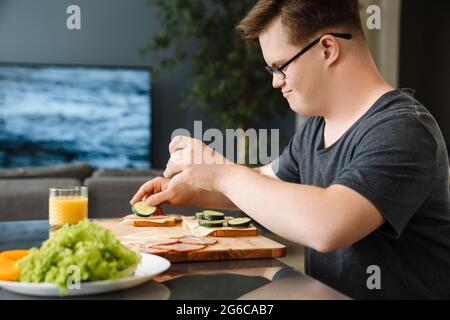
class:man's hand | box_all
[166,135,230,169]
[162,135,233,192]
[129,135,239,208]
[129,174,240,210]
[129,176,200,207]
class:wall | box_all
[359,0,401,88]
[0,0,295,169]
[399,0,450,153]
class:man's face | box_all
[259,17,325,115]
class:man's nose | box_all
[272,74,285,88]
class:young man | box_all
[131,0,450,299]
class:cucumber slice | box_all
[132,201,157,217]
[228,217,252,228]
[195,212,204,220]
[202,210,225,221]
[198,220,224,228]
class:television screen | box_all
[0,63,151,168]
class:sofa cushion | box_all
[85,176,151,218]
[0,178,82,221]
[0,163,95,181]
[92,168,163,178]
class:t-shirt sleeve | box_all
[332,116,438,239]
[272,131,301,183]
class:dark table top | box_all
[0,220,349,300]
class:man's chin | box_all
[288,100,308,115]
[287,96,317,116]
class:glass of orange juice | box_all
[49,186,88,234]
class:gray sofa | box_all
[0,163,164,221]
[0,163,239,222]
[85,168,164,219]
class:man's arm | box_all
[194,163,279,210]
[254,163,281,180]
[193,190,240,211]
[132,162,280,211]
[216,165,385,253]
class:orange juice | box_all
[49,196,88,226]
[49,187,88,234]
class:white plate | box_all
[0,253,171,297]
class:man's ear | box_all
[319,35,340,66]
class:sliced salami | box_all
[178,236,217,245]
[152,243,207,252]
[142,238,180,247]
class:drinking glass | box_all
[49,186,88,234]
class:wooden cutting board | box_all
[98,219,287,263]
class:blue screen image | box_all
[0,64,151,168]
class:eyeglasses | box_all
[265,33,352,80]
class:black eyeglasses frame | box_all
[265,32,352,80]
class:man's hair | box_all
[236,0,364,44]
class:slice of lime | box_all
[131,201,157,217]
[227,217,252,228]
[198,220,224,228]
[202,210,225,221]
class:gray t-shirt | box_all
[273,89,450,299]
